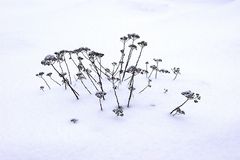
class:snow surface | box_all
[0,0,240,160]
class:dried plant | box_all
[41,55,79,99]
[145,61,149,78]
[148,65,157,79]
[36,72,51,89]
[40,86,45,92]
[139,79,152,93]
[122,44,137,81]
[172,67,180,80]
[170,90,201,116]
[46,72,61,86]
[76,72,92,94]
[95,91,107,111]
[164,89,168,93]
[37,33,194,117]
[153,58,162,79]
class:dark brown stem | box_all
[86,73,99,91]
[170,99,189,115]
[135,47,143,68]
[155,62,159,79]
[112,78,120,108]
[148,69,154,79]
[127,72,135,108]
[92,62,105,100]
[146,63,148,78]
[122,48,134,81]
[57,60,64,73]
[51,64,79,100]
[80,79,92,94]
[139,85,148,94]
[99,99,103,111]
[114,42,126,76]
[173,74,178,80]
[41,77,51,89]
[50,77,61,86]
[63,55,72,84]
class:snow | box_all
[1,0,240,160]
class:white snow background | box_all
[0,0,240,159]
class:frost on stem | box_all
[170,90,201,116]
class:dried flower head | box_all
[129,44,137,50]
[153,58,162,62]
[41,55,57,66]
[128,33,140,40]
[95,91,107,99]
[46,72,52,77]
[138,41,148,47]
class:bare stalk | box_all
[50,77,61,86]
[41,77,51,89]
[170,99,189,115]
[51,64,79,100]
[63,54,72,84]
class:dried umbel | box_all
[120,36,128,43]
[113,107,124,117]
[128,33,140,43]
[76,73,85,80]
[137,41,147,48]
[41,55,79,99]
[70,118,78,124]
[181,91,201,102]
[134,41,147,69]
[159,69,170,74]
[95,91,106,99]
[172,67,180,80]
[148,65,157,78]
[95,91,107,111]
[41,55,57,66]
[40,86,44,92]
[36,72,51,89]
[170,90,201,116]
